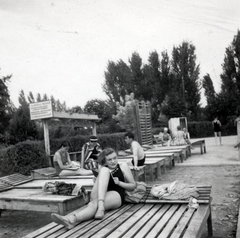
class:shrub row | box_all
[49,132,127,154]
[0,141,49,176]
[153,121,237,138]
[0,133,128,176]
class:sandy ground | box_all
[0,135,240,238]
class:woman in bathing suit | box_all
[51,147,136,229]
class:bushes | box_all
[188,121,213,138]
[0,133,128,176]
[49,133,127,154]
[0,141,49,176]
[188,121,237,138]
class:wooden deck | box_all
[23,186,212,238]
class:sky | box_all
[0,0,239,109]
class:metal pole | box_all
[238,122,240,160]
[43,119,51,166]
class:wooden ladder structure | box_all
[133,100,153,146]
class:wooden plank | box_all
[145,204,180,238]
[133,204,171,238]
[33,224,65,238]
[158,205,188,238]
[23,222,59,238]
[169,207,196,238]
[73,204,138,238]
[90,204,145,238]
[183,205,211,238]
[122,204,162,238]
[107,204,155,238]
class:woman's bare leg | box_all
[218,132,222,145]
[214,132,218,145]
[59,168,93,176]
[52,167,122,228]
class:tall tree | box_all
[219,30,240,117]
[170,42,201,119]
[84,99,114,124]
[202,74,218,119]
[103,60,132,103]
[8,90,38,144]
[159,51,171,103]
[202,74,216,105]
[0,74,12,142]
[129,52,144,99]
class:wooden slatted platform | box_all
[22,186,212,238]
[0,178,94,215]
[140,185,211,204]
[0,181,13,192]
[0,173,33,186]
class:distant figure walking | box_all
[212,117,222,145]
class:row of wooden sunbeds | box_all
[0,139,212,237]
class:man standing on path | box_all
[124,132,145,170]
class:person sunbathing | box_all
[158,127,171,146]
[53,141,93,176]
[51,147,137,229]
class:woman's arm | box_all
[113,163,136,191]
[131,142,139,169]
[55,152,76,170]
[81,145,86,168]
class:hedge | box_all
[49,132,127,154]
[0,133,128,176]
[0,141,49,176]
[153,121,237,138]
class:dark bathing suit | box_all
[107,164,125,205]
[213,121,221,132]
[131,155,146,167]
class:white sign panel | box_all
[30,101,53,120]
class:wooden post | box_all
[92,123,97,136]
[43,120,51,166]
[238,122,240,160]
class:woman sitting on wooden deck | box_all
[53,141,93,176]
[51,147,137,229]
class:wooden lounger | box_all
[23,185,212,238]
[119,158,165,181]
[191,139,206,154]
[0,176,94,216]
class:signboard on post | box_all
[29,101,53,120]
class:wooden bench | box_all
[191,139,206,154]
[23,185,212,238]
[129,166,146,182]
[148,147,186,162]
[0,177,94,216]
[144,150,179,165]
[119,159,161,181]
